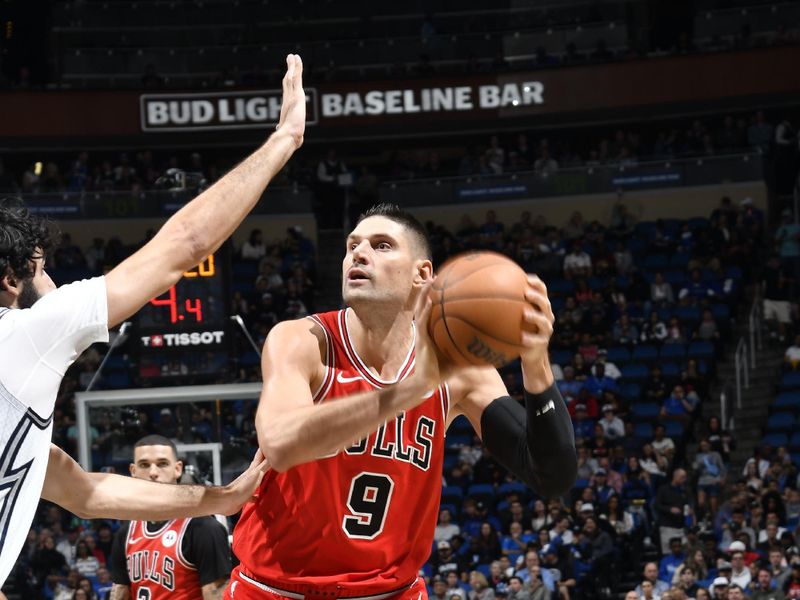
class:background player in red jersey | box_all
[109,435,232,600]
[226,204,577,599]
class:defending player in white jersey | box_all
[0,54,306,588]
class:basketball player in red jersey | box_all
[109,435,232,600]
[227,203,577,600]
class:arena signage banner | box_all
[139,81,543,131]
[319,81,544,118]
[140,89,320,132]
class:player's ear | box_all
[0,268,20,299]
[412,259,433,287]
[174,459,183,480]
[128,462,136,477]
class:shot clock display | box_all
[136,243,231,382]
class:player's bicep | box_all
[104,226,197,328]
[448,367,508,439]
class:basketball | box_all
[428,251,532,368]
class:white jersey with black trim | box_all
[0,277,109,587]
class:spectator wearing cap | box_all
[432,541,467,577]
[572,405,596,439]
[592,469,616,505]
[711,577,729,600]
[636,563,671,597]
[592,348,621,380]
[729,552,751,589]
[751,567,785,600]
[431,575,449,600]
[598,405,625,440]
[542,544,574,600]
[655,469,691,554]
[659,537,686,583]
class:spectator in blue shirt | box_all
[573,404,596,440]
[502,522,535,566]
[516,550,556,593]
[558,366,584,401]
[659,537,686,583]
[584,363,618,397]
[660,385,695,426]
[591,468,616,505]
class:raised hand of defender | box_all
[520,275,555,367]
[219,449,270,515]
[277,54,306,149]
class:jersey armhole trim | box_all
[307,315,334,404]
[176,518,198,571]
[441,382,451,423]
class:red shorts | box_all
[224,568,428,600]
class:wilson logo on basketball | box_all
[466,337,508,368]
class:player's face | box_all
[342,216,431,308]
[130,444,183,484]
[15,253,56,309]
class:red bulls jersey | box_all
[124,518,202,600]
[233,309,449,592]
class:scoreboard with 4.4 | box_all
[135,242,231,382]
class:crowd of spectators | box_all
[417,197,779,600]
[6,195,797,600]
[0,109,795,202]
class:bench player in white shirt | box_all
[0,54,306,590]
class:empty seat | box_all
[761,433,789,449]
[632,345,659,362]
[767,412,796,433]
[630,403,660,422]
[621,364,649,382]
[688,341,715,360]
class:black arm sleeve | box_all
[109,522,131,585]
[182,517,233,586]
[480,384,577,497]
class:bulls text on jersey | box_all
[126,550,176,592]
[338,411,436,472]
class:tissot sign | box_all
[139,80,544,131]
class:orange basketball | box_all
[428,251,531,368]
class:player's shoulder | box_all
[186,516,228,540]
[264,315,328,363]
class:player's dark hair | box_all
[357,202,432,260]
[0,198,57,284]
[134,434,179,459]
